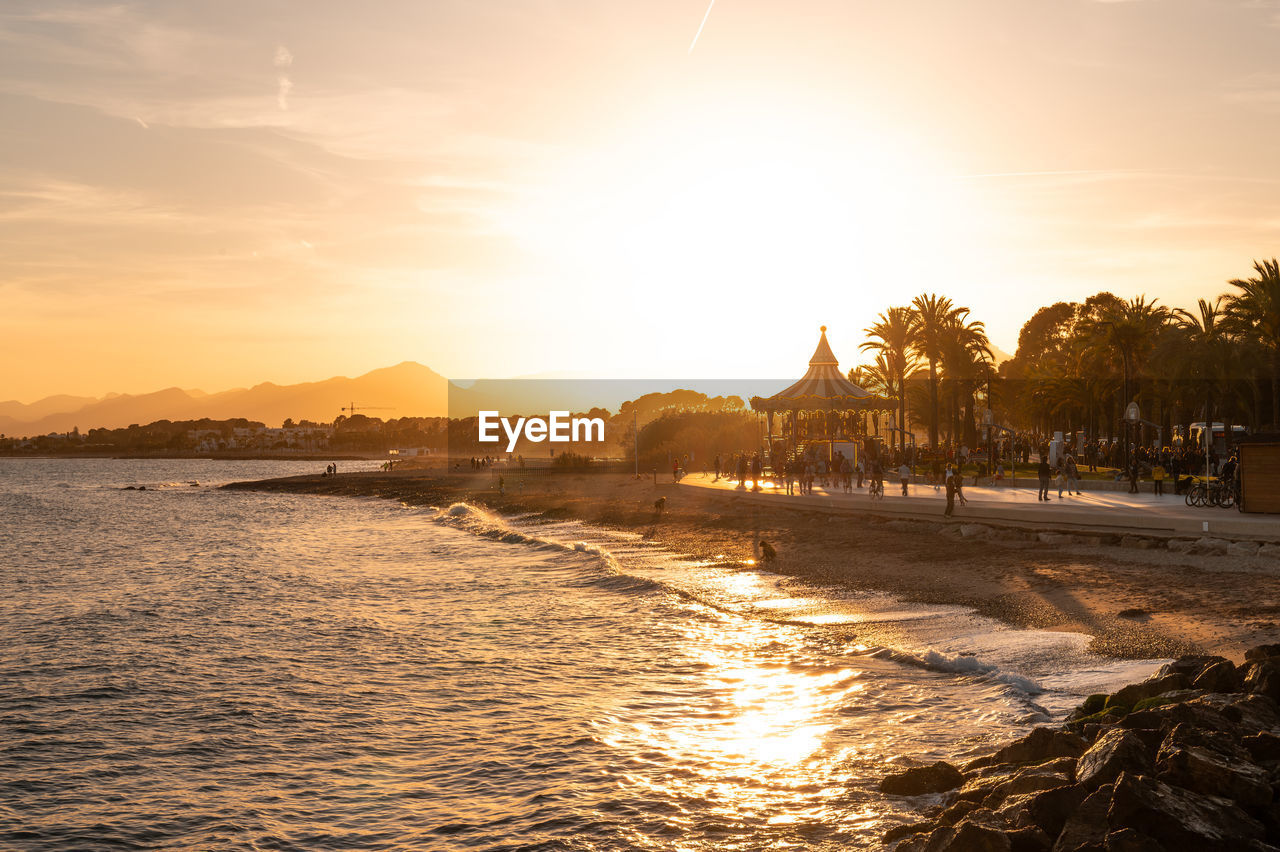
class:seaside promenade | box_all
[682,473,1280,543]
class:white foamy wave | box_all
[885,648,1045,696]
[437,505,627,571]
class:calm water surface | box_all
[0,460,1159,850]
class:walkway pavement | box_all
[682,473,1280,542]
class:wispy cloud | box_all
[274,44,293,111]
[1224,73,1280,110]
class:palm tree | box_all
[1082,296,1169,465]
[1173,297,1231,456]
[939,315,993,447]
[850,355,900,448]
[909,294,967,448]
[1224,258,1280,429]
[861,307,918,449]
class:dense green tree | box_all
[860,306,918,449]
[1224,258,1280,429]
[908,294,967,448]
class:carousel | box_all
[750,326,896,463]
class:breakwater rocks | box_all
[882,645,1280,850]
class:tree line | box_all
[856,258,1280,451]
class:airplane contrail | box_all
[688,0,716,54]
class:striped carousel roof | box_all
[750,327,882,412]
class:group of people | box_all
[1033,454,1083,501]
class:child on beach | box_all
[1056,467,1067,498]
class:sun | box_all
[500,92,975,305]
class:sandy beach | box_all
[226,467,1280,661]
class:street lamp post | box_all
[1125,401,1140,479]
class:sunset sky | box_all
[3,0,1279,402]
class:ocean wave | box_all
[436,503,1059,705]
[878,647,1044,696]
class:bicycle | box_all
[1184,477,1237,509]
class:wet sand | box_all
[225,468,1280,660]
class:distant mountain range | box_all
[0,362,449,436]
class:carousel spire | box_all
[809,325,838,367]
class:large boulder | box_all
[1076,728,1154,790]
[1107,770,1266,851]
[1155,723,1273,809]
[1245,644,1280,663]
[1242,731,1280,763]
[956,758,1075,805]
[882,761,966,796]
[1192,660,1240,693]
[1186,692,1280,732]
[981,760,1077,809]
[1021,783,1087,838]
[1119,696,1235,734]
[1243,661,1280,703]
[1051,782,1114,852]
[980,728,1090,768]
[1156,655,1228,681]
[916,808,1029,852]
[1156,742,1273,809]
[1107,674,1192,711]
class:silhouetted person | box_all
[1037,459,1051,501]
[944,471,958,518]
[759,540,777,563]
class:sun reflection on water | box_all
[596,603,871,842]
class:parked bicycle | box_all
[1184,477,1238,509]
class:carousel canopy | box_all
[750,327,890,413]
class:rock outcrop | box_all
[882,645,1280,851]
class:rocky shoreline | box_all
[881,645,1280,850]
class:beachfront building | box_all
[750,326,895,463]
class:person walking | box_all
[898,462,911,496]
[1064,455,1081,495]
[1037,458,1051,501]
[944,468,958,517]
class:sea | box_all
[0,459,1165,850]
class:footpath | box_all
[683,473,1280,545]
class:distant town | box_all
[0,415,448,458]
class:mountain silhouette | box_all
[0,362,448,436]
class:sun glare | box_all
[504,94,973,297]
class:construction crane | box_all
[340,402,393,416]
